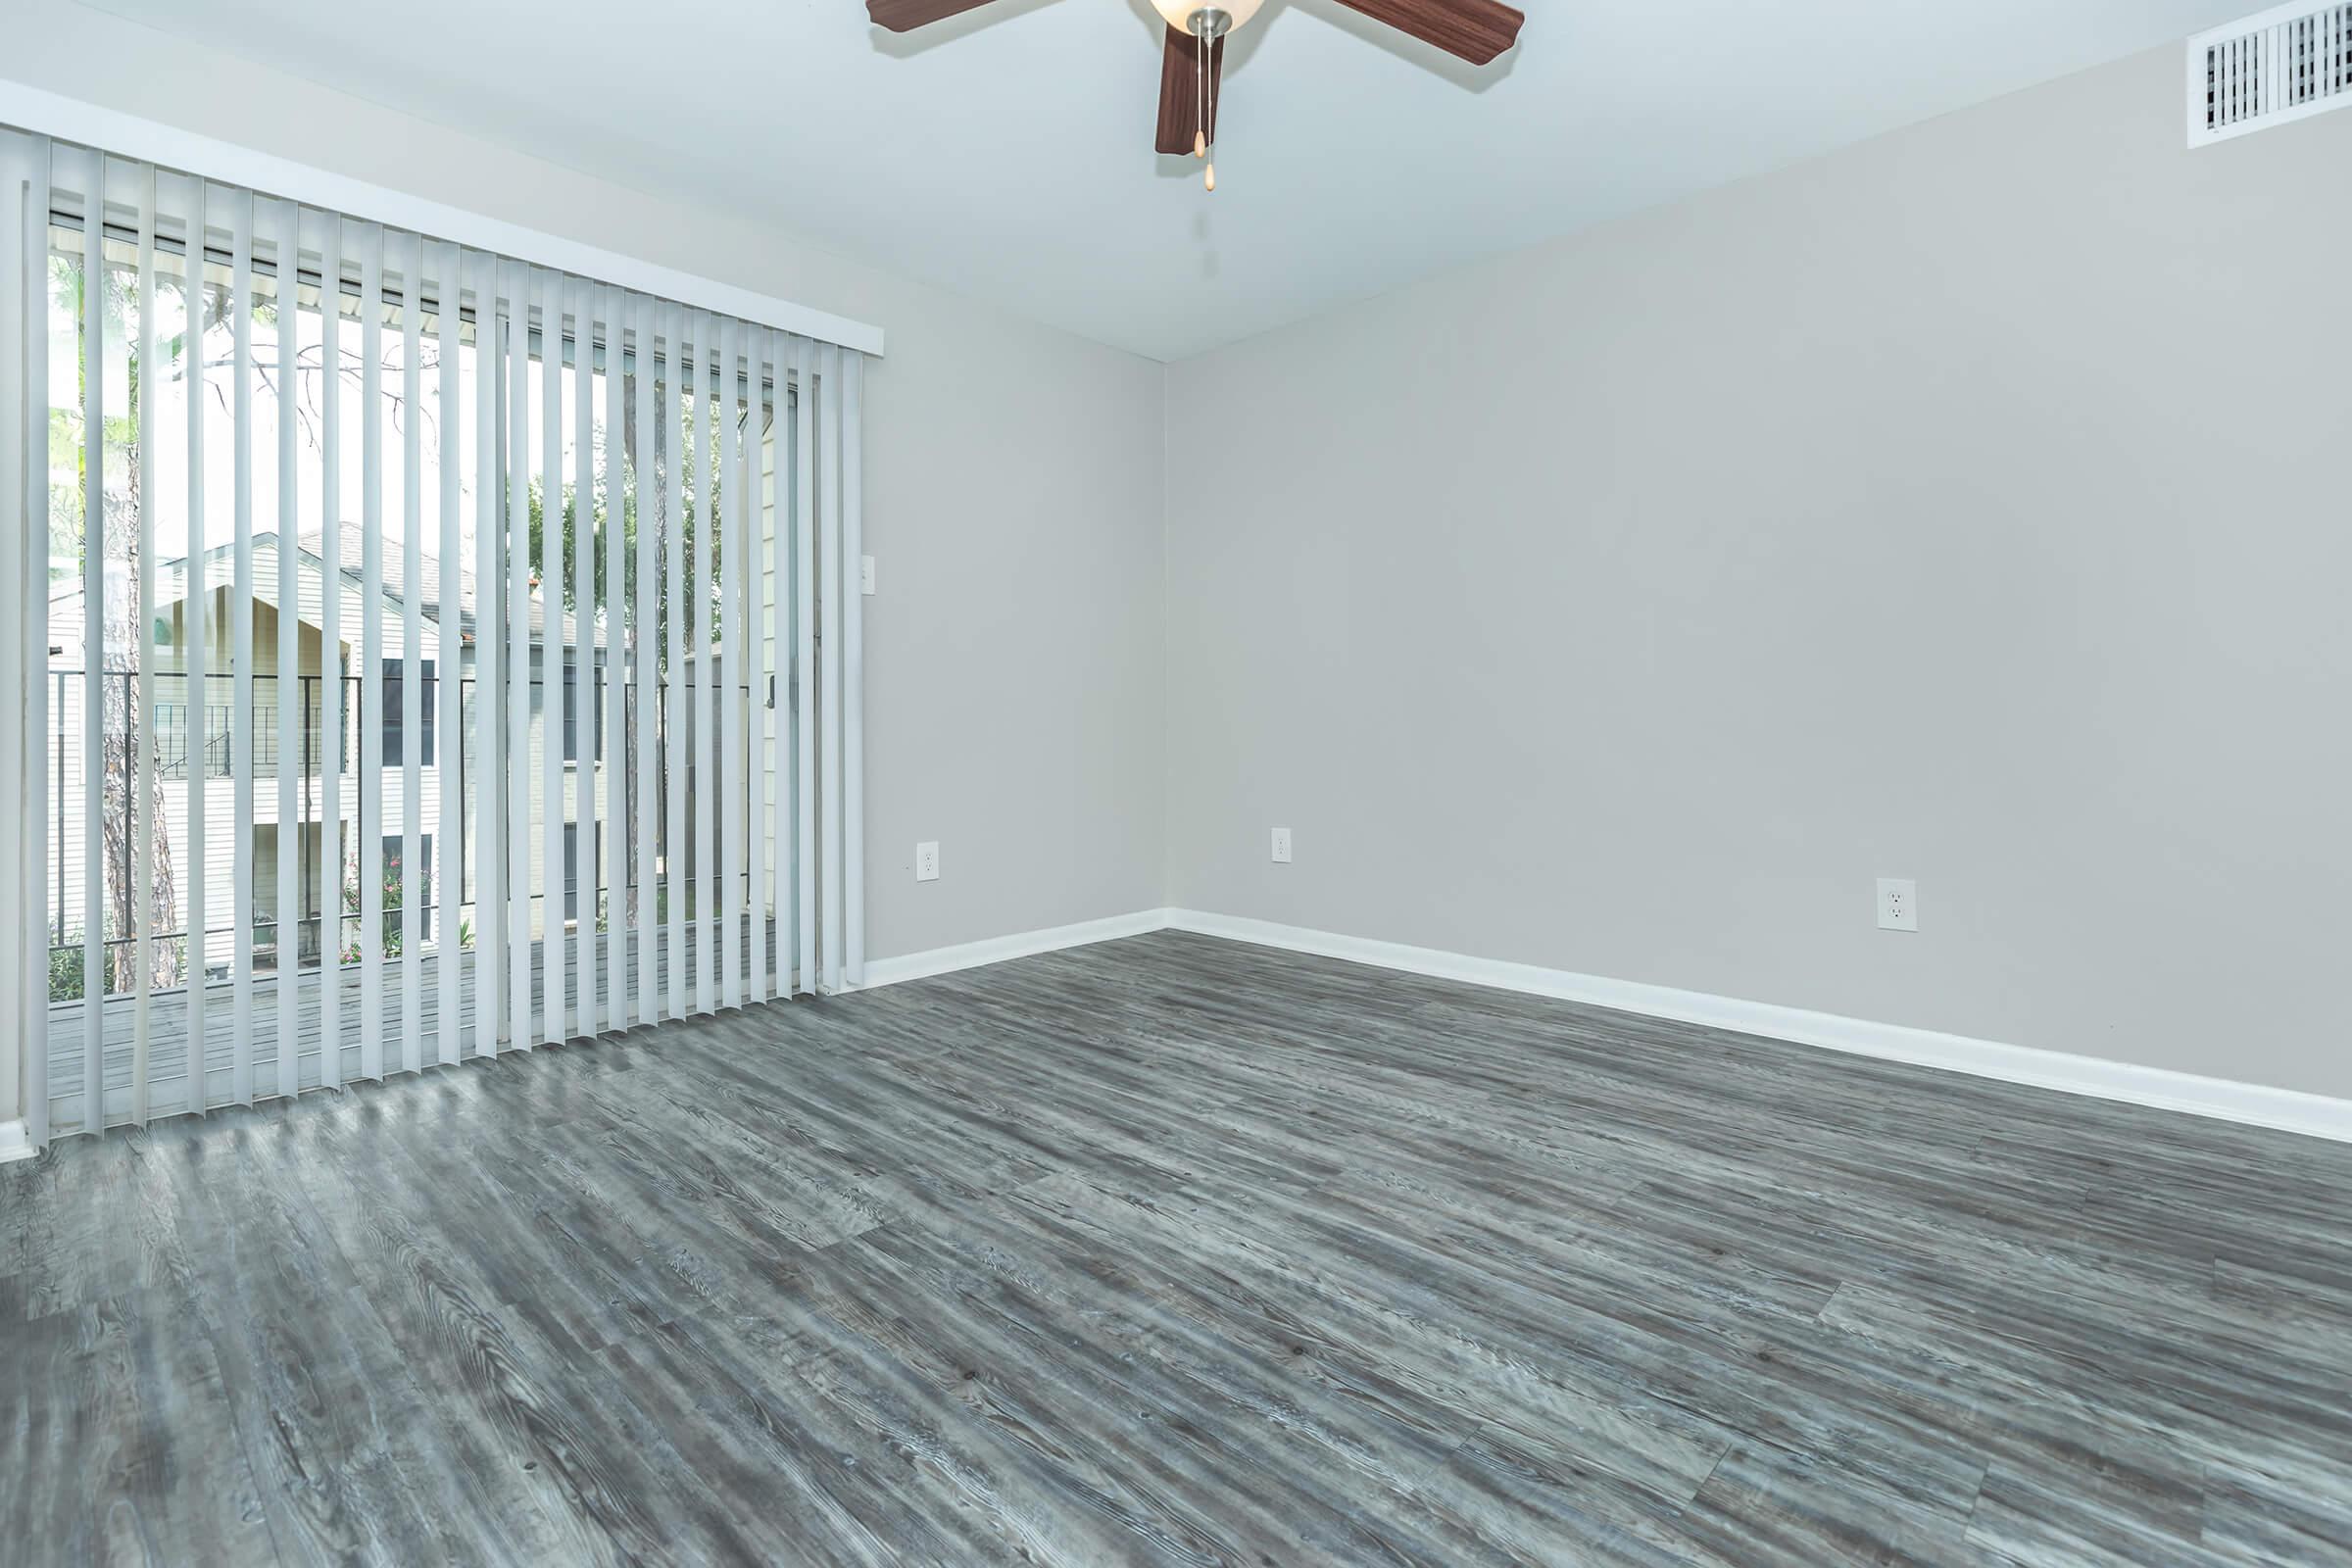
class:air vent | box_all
[2188,2,2352,145]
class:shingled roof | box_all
[50,524,594,656]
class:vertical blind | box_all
[0,129,868,1149]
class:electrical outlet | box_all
[860,555,876,596]
[915,841,940,882]
[1270,826,1292,863]
[1877,877,1917,932]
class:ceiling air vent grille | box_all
[2189,1,2352,145]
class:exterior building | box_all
[44,524,590,996]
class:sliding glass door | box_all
[2,130,867,1145]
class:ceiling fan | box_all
[865,0,1526,189]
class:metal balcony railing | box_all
[39,664,768,1004]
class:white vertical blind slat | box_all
[273,196,301,1099]
[400,229,424,1076]
[632,293,658,1027]
[21,137,53,1143]
[230,186,257,1104]
[748,331,774,1004]
[630,293,659,1029]
[842,351,864,990]
[793,336,815,997]
[357,222,385,1083]
[572,278,596,1036]
[506,259,533,1054]
[470,247,503,1061]
[664,303,687,1021]
[539,269,564,1047]
[0,134,30,1138]
[600,284,625,1031]
[184,178,209,1112]
[693,312,717,1015]
[185,180,214,1114]
[79,149,105,1121]
[718,317,743,1010]
[782,337,801,996]
[0,137,14,1129]
[739,333,760,999]
[819,343,844,995]
[317,212,341,1092]
[133,168,159,1118]
[436,238,464,1069]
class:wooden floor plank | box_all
[6,929,2352,1565]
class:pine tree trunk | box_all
[99,319,184,998]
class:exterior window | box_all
[382,658,437,767]
[381,832,435,944]
[562,662,603,762]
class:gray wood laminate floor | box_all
[6,931,2351,1566]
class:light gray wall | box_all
[10,11,2346,1120]
[5,2,1169,982]
[1164,45,2352,1100]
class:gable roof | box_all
[293,523,588,647]
[49,524,590,655]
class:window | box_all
[374,832,434,946]
[563,822,581,921]
[382,658,437,767]
[562,662,603,762]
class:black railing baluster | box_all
[42,656,718,1002]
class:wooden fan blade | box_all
[1329,0,1523,65]
[1154,24,1224,154]
[866,0,1001,31]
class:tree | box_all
[55,247,189,997]
[58,248,316,997]
[527,375,764,932]
[341,849,416,962]
[525,373,760,677]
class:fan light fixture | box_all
[866,0,1523,193]
[1146,0,1265,27]
[1146,4,1264,189]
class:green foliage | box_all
[341,851,426,961]
[50,243,226,583]
[522,390,757,676]
[50,933,84,1004]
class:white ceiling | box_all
[84,0,2253,360]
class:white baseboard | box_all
[1163,909,2352,1145]
[842,905,2352,1144]
[855,908,1176,991]
[0,1118,34,1164]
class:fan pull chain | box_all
[1195,30,1207,158]
[1204,35,1217,191]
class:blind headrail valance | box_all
[0,81,886,358]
